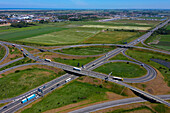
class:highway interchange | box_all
[0,19,170,113]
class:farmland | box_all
[94,62,146,78]
[0,27,66,41]
[110,19,160,25]
[145,24,170,51]
[56,46,116,55]
[0,68,65,100]
[19,27,99,45]
[84,31,139,44]
[0,20,157,46]
[81,25,151,30]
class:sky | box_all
[0,0,170,9]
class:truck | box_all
[21,94,36,104]
[27,94,36,101]
[112,76,123,81]
[45,59,51,62]
[65,78,71,83]
[73,67,81,71]
[12,44,16,47]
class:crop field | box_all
[126,49,170,86]
[56,46,116,55]
[110,19,160,25]
[21,81,126,113]
[0,68,65,100]
[81,25,151,30]
[70,21,153,27]
[140,17,164,19]
[0,27,66,41]
[19,28,99,45]
[145,24,170,51]
[0,45,5,60]
[94,62,146,78]
[84,31,139,44]
[53,57,98,67]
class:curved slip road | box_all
[0,43,9,64]
[89,60,156,83]
[69,95,170,113]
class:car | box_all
[141,64,144,66]
[51,88,54,90]
[56,84,60,86]
[3,106,7,109]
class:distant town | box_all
[0,9,168,26]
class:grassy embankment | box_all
[0,68,65,100]
[21,79,127,113]
[0,45,6,60]
[94,62,146,78]
[56,46,116,55]
[108,103,169,113]
[0,57,36,71]
[126,48,170,86]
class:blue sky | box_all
[0,0,169,9]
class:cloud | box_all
[70,0,87,6]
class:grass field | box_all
[56,46,116,55]
[84,31,139,44]
[22,80,126,113]
[19,28,99,45]
[109,53,131,61]
[0,45,5,60]
[94,62,146,78]
[0,68,65,100]
[81,25,151,30]
[0,57,36,71]
[126,49,170,86]
[53,57,98,67]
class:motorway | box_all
[0,19,169,112]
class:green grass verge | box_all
[53,57,98,67]
[0,45,5,60]
[56,46,116,55]
[153,104,170,113]
[107,105,155,113]
[126,49,170,86]
[109,53,131,61]
[0,68,65,100]
[0,57,36,71]
[21,80,126,113]
[94,62,146,78]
